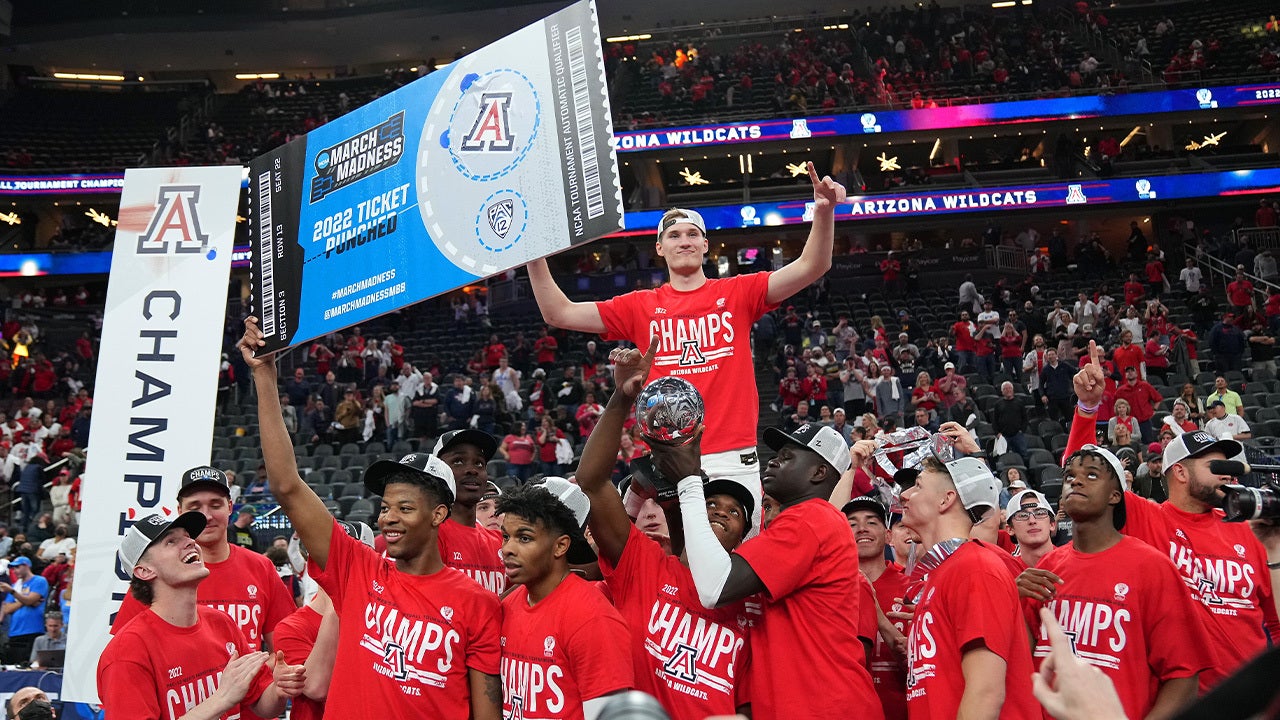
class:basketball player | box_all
[577,339,755,718]
[1067,340,1280,691]
[651,422,882,720]
[243,317,503,719]
[98,511,306,719]
[497,480,634,719]
[111,466,295,660]
[1018,444,1207,720]
[526,162,846,527]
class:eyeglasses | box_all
[1010,508,1052,522]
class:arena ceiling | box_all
[2,0,895,74]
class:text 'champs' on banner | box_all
[249,0,623,353]
[64,165,242,703]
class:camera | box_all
[1221,482,1280,522]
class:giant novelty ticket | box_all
[248,0,621,352]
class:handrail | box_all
[1188,234,1280,306]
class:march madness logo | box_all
[461,93,516,151]
[136,185,211,255]
[309,111,406,203]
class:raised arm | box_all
[1063,340,1106,461]
[650,434,764,607]
[240,317,335,569]
[766,162,845,305]
[526,258,607,333]
[578,338,659,564]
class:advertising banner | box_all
[249,0,622,353]
[63,165,242,703]
[614,82,1280,152]
[617,168,1280,232]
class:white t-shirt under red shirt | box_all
[598,524,754,718]
[596,271,775,455]
[1121,491,1280,691]
[500,573,634,720]
[98,605,272,720]
[437,518,506,594]
[311,520,502,719]
[1028,537,1211,720]
[112,543,295,652]
[734,498,882,720]
[905,540,1038,720]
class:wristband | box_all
[1268,561,1280,570]
[1077,400,1101,415]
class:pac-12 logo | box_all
[486,199,515,238]
[136,185,210,255]
[461,93,516,152]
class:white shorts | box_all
[702,446,763,538]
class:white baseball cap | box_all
[1005,489,1052,520]
[945,457,1001,522]
[764,424,853,474]
[658,208,707,239]
[530,477,595,564]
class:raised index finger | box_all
[1038,607,1074,656]
[807,160,820,186]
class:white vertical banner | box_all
[64,166,242,703]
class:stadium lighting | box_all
[52,73,125,81]
[991,1,1016,7]
[234,73,281,80]
[604,33,652,42]
[0,212,20,226]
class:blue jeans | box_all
[511,463,534,484]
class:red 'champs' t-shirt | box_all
[310,520,501,719]
[870,563,909,720]
[113,544,295,652]
[500,574,634,720]
[734,499,882,720]
[596,272,775,455]
[272,605,325,720]
[1027,537,1211,720]
[905,541,1038,720]
[599,524,754,718]
[1121,490,1280,691]
[98,606,272,720]
[437,519,506,595]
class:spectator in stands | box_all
[1207,313,1249,374]
[783,401,812,433]
[1178,259,1203,298]
[285,367,311,408]
[992,381,1030,464]
[443,374,475,431]
[35,524,74,563]
[840,359,870,417]
[1,557,48,664]
[936,362,967,409]
[873,364,906,426]
[332,386,362,444]
[536,414,566,476]
[533,326,558,372]
[554,366,584,421]
[905,406,933,434]
[1190,285,1218,336]
[229,505,258,551]
[1114,366,1162,443]
[952,312,977,373]
[498,421,536,484]
[1227,270,1256,315]
[473,385,498,435]
[28,612,65,668]
[1248,320,1277,377]
[1203,400,1251,440]
[1256,198,1277,227]
[1039,349,1076,423]
[1106,398,1140,446]
[410,371,441,441]
[825,408,855,446]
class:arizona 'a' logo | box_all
[460,92,515,152]
[137,185,210,254]
[679,341,706,366]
